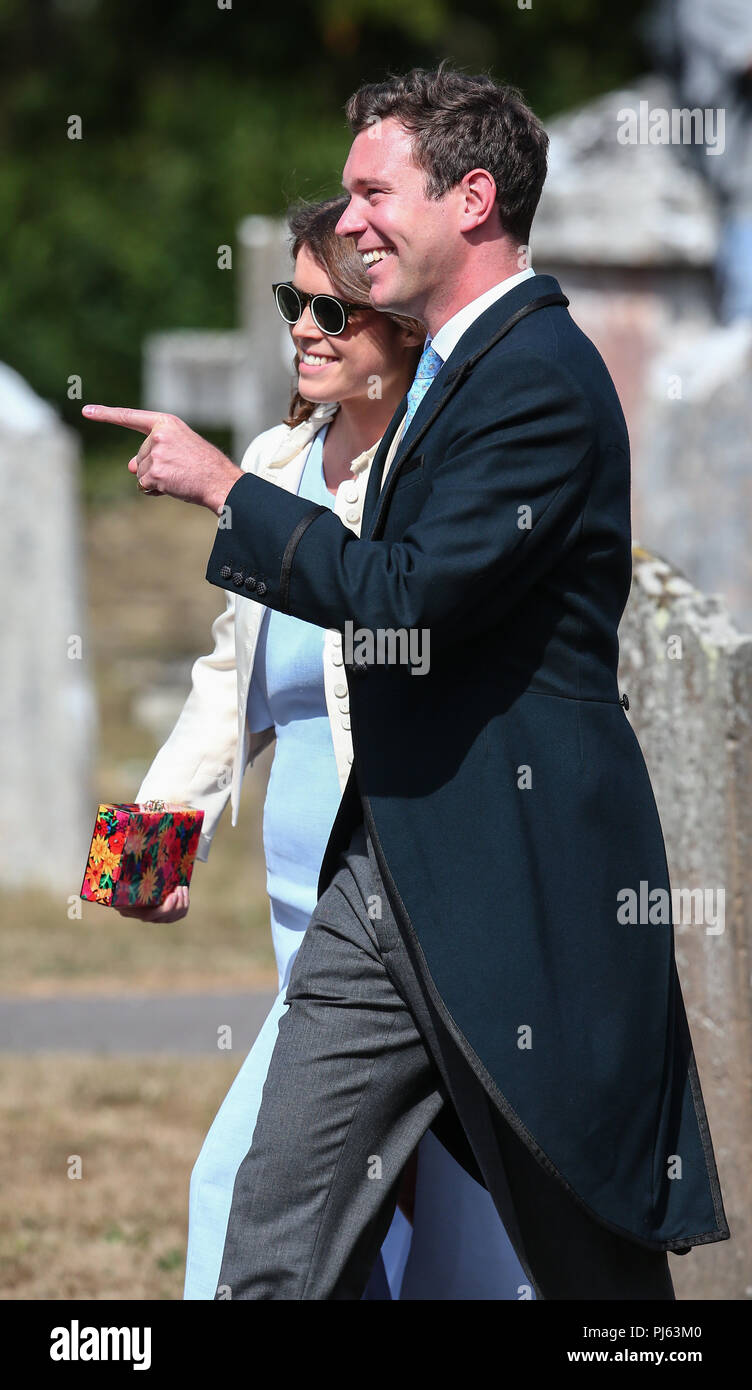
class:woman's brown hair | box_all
[282,195,423,427]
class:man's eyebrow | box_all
[342,176,388,190]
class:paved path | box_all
[0,992,277,1055]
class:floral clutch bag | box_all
[81,800,204,909]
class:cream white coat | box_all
[135,401,405,863]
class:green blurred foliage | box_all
[0,0,653,449]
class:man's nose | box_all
[335,204,365,238]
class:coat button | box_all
[232,571,244,586]
[334,682,347,699]
[345,487,358,504]
[256,580,267,596]
[341,716,351,730]
[220,565,232,580]
[346,508,360,523]
[244,576,257,591]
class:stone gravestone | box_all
[0,363,95,895]
[640,321,752,632]
[143,215,293,463]
[533,74,752,634]
[618,547,752,1299]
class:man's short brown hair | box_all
[345,61,548,246]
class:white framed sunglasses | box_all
[272,281,367,336]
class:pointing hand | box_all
[81,405,242,514]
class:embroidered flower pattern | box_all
[81,803,204,908]
[136,864,158,905]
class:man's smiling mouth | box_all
[361,248,395,267]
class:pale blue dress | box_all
[184,424,533,1300]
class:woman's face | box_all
[289,243,422,407]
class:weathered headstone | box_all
[533,74,752,633]
[640,321,752,632]
[618,546,752,1299]
[0,363,95,894]
[143,215,293,461]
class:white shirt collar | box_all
[429,266,537,364]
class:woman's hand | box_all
[115,885,190,923]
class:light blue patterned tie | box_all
[403,335,443,436]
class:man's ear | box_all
[459,167,498,232]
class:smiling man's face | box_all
[336,117,465,324]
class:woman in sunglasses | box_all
[130,195,532,1300]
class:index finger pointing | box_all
[81,404,165,433]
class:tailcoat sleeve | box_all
[206,353,596,651]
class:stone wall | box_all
[618,546,752,1298]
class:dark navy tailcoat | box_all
[206,273,730,1254]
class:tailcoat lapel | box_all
[363,275,568,540]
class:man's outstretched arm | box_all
[205,352,596,653]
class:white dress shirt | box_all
[429,265,536,364]
[379,265,536,491]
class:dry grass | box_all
[0,1056,238,1299]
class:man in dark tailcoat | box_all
[84,65,730,1299]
